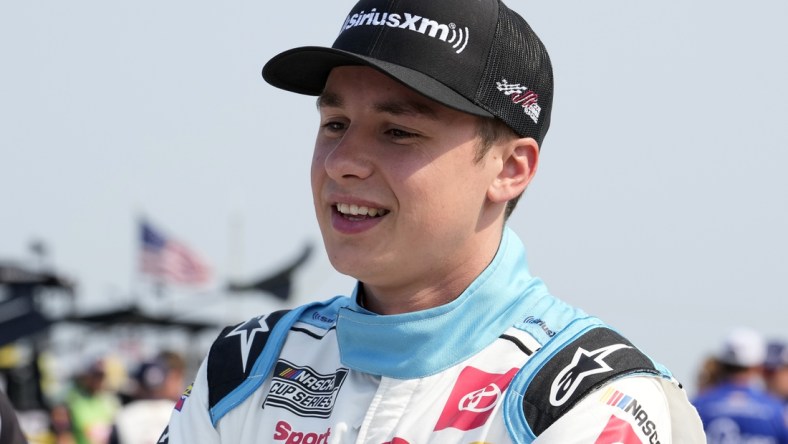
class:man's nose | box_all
[323,126,374,182]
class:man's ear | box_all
[487,137,539,204]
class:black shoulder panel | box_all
[523,327,660,436]
[207,309,291,409]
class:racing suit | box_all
[162,228,704,443]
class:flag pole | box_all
[228,211,245,283]
[131,210,143,307]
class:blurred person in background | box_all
[693,327,788,443]
[765,341,788,408]
[109,352,185,444]
[1,389,27,444]
[52,359,120,444]
[696,355,724,395]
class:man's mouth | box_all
[335,203,390,219]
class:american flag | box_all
[139,220,212,286]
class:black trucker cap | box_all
[262,0,553,146]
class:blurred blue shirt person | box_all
[693,327,788,444]
[765,341,788,408]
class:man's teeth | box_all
[336,203,388,217]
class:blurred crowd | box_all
[1,351,185,444]
[693,328,788,443]
[3,330,788,443]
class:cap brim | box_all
[262,46,493,118]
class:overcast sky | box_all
[2,0,787,395]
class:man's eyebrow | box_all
[316,92,342,109]
[374,100,438,120]
[317,91,438,121]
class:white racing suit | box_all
[161,228,704,443]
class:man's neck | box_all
[358,225,505,315]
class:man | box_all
[765,340,788,407]
[693,328,788,443]
[162,0,704,442]
[53,359,120,444]
[110,352,186,444]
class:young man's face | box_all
[311,66,510,311]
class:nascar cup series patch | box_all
[263,360,348,418]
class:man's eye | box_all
[322,121,346,132]
[387,128,417,139]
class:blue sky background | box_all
[2,0,787,395]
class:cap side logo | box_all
[340,9,469,54]
[496,79,542,124]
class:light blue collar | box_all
[336,227,549,379]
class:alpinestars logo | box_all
[263,360,348,418]
[496,79,541,124]
[340,9,469,54]
[549,343,631,407]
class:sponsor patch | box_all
[434,366,518,432]
[599,387,663,443]
[595,414,641,444]
[263,360,348,418]
[273,421,331,444]
[174,383,192,412]
[550,343,632,407]
[339,9,469,54]
[523,316,556,338]
[495,79,542,124]
[310,310,335,324]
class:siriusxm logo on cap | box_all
[339,8,470,54]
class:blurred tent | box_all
[0,263,75,288]
[1,261,217,334]
[0,240,314,421]
[64,304,217,332]
[0,263,75,347]
[226,243,313,301]
[0,297,51,348]
[0,262,76,415]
